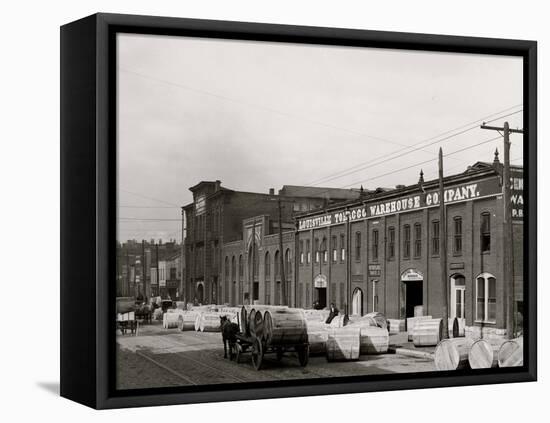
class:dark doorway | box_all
[196,284,204,304]
[253,282,259,301]
[315,287,327,308]
[405,280,423,318]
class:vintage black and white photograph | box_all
[115,33,525,390]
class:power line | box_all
[304,107,522,187]
[119,205,180,209]
[119,217,181,222]
[119,188,181,207]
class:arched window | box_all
[231,256,236,281]
[238,255,243,282]
[481,212,491,252]
[224,256,230,303]
[224,256,229,280]
[352,288,363,316]
[274,250,280,279]
[476,272,496,323]
[264,252,271,280]
[285,248,292,278]
[248,244,259,281]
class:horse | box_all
[220,315,239,359]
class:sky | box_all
[117,33,523,243]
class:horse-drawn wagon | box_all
[225,306,309,370]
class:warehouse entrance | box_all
[400,269,424,318]
[315,287,327,308]
[314,274,327,308]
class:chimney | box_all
[214,180,221,192]
[493,148,500,165]
[269,188,275,195]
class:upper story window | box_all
[306,240,311,264]
[431,220,440,256]
[372,229,379,261]
[299,240,304,264]
[387,227,395,260]
[403,224,411,259]
[355,232,362,261]
[314,238,320,263]
[340,234,346,261]
[414,223,422,258]
[274,250,281,278]
[481,212,491,253]
[265,252,271,280]
[476,273,496,323]
[454,217,463,254]
[321,237,328,263]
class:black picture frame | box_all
[60,12,537,409]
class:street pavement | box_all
[116,322,436,390]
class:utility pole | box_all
[184,207,187,301]
[481,122,523,339]
[251,218,256,304]
[278,198,287,306]
[156,242,160,298]
[142,240,147,301]
[126,248,130,297]
[438,148,449,339]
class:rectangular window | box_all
[340,234,346,261]
[432,220,440,256]
[322,238,328,263]
[476,275,497,323]
[299,240,304,264]
[414,223,422,258]
[388,227,395,260]
[332,235,338,262]
[403,224,411,259]
[306,239,311,264]
[314,238,320,263]
[481,212,491,253]
[372,229,379,261]
[355,232,361,261]
[454,217,462,254]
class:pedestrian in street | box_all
[325,303,339,324]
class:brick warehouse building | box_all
[183,180,360,305]
[295,155,523,334]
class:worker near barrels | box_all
[325,303,339,324]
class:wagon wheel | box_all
[276,347,284,362]
[251,338,263,371]
[297,345,309,367]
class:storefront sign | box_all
[368,264,381,276]
[511,169,523,221]
[401,269,423,281]
[314,274,327,288]
[450,262,465,270]
[297,177,502,231]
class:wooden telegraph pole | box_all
[181,206,185,303]
[438,147,449,339]
[481,121,523,338]
[278,198,287,306]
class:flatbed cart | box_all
[232,332,309,370]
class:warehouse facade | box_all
[295,157,523,333]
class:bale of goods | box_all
[387,319,406,334]
[175,301,187,310]
[326,326,361,361]
[412,318,443,347]
[414,305,424,317]
[407,315,432,341]
[306,321,329,355]
[248,309,258,337]
[199,312,223,332]
[328,314,349,328]
[219,306,241,315]
[468,338,501,369]
[498,338,523,367]
[116,297,136,314]
[304,309,330,323]
[194,313,203,331]
[448,317,466,338]
[240,306,249,335]
[434,338,475,370]
[363,312,387,329]
[178,311,199,331]
[348,315,377,327]
[358,326,389,354]
[253,309,265,339]
[263,308,307,345]
[153,308,163,321]
[163,311,182,329]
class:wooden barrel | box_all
[358,326,389,354]
[200,312,223,332]
[498,338,523,367]
[412,318,443,346]
[448,317,466,338]
[178,311,198,331]
[263,308,307,345]
[306,321,329,355]
[434,338,474,370]
[326,326,361,361]
[414,305,424,317]
[387,319,405,334]
[407,315,432,341]
[468,339,501,369]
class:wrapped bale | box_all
[199,312,224,332]
[328,314,349,328]
[448,317,466,338]
[498,338,523,367]
[434,338,474,370]
[363,312,387,330]
[412,318,443,347]
[326,326,361,361]
[468,338,502,369]
[153,308,163,321]
[407,315,432,341]
[163,310,182,329]
[387,319,405,334]
[263,308,307,345]
[304,309,330,323]
[307,321,329,355]
[178,311,199,331]
[358,326,389,354]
